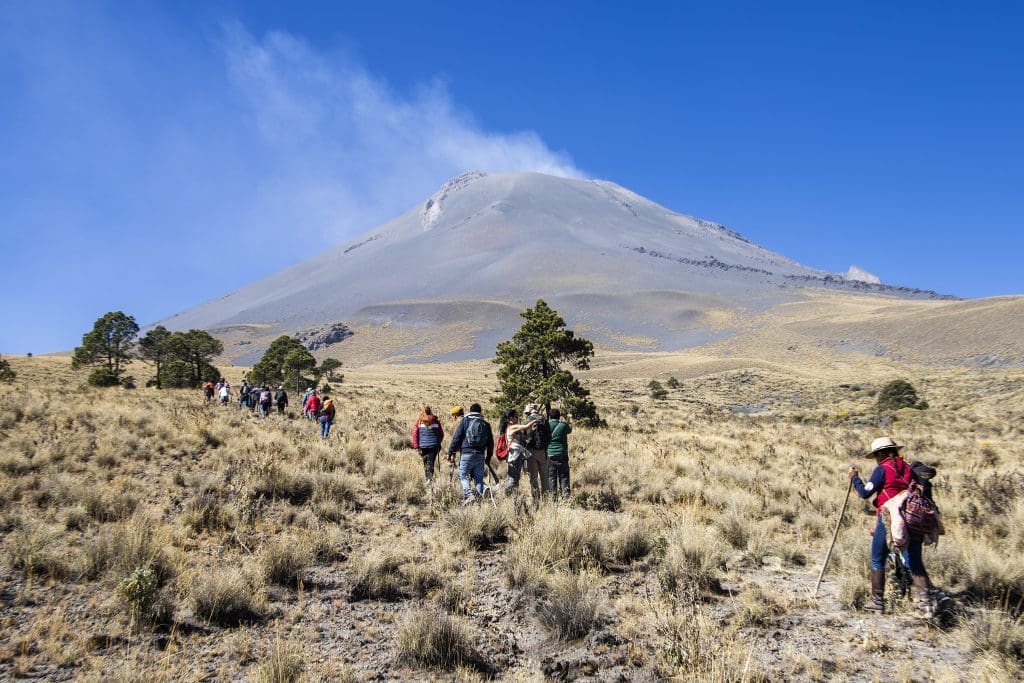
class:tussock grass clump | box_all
[81,516,177,583]
[966,610,1024,663]
[181,492,236,533]
[190,569,264,626]
[537,571,603,640]
[247,458,314,504]
[81,486,139,523]
[397,607,485,671]
[349,549,412,601]
[507,507,651,587]
[255,638,305,683]
[658,521,729,594]
[260,536,312,587]
[5,521,70,579]
[445,500,513,549]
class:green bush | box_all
[87,367,121,387]
[648,380,668,400]
[876,379,928,411]
[0,356,15,383]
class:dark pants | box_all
[277,403,286,415]
[505,454,525,492]
[419,447,439,481]
[547,457,570,499]
[871,517,925,575]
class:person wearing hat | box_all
[848,436,933,617]
[274,385,288,415]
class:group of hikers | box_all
[201,380,336,439]
[200,375,947,617]
[411,402,573,505]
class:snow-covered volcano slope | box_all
[159,172,948,358]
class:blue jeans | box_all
[871,517,925,575]
[458,454,485,499]
[319,416,332,439]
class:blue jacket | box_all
[446,412,494,459]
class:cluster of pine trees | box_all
[71,311,224,388]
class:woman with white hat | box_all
[847,436,934,617]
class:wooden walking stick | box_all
[815,478,853,597]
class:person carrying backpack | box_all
[446,403,494,504]
[203,381,215,402]
[546,408,573,500]
[848,436,938,617]
[258,388,272,417]
[304,391,321,420]
[500,410,535,495]
[301,387,314,416]
[411,405,445,483]
[275,386,288,415]
[218,382,230,406]
[318,395,336,439]
[523,404,551,499]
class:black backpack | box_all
[465,416,487,449]
[528,419,551,451]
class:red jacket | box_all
[305,395,321,412]
[411,415,444,449]
[877,456,913,512]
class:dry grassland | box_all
[1,353,1023,681]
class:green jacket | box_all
[547,419,572,458]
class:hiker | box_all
[500,410,535,494]
[275,386,288,415]
[301,387,314,416]
[258,387,273,417]
[446,406,464,465]
[218,382,230,406]
[203,381,215,402]
[239,381,251,409]
[546,408,572,500]
[304,391,321,421]
[411,405,445,483]
[249,386,261,413]
[523,404,552,498]
[848,437,936,617]
[446,403,494,504]
[318,394,336,439]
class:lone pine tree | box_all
[494,300,604,427]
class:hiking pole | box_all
[814,478,853,597]
[485,460,500,486]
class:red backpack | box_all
[495,432,509,461]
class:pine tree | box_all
[493,300,604,426]
[284,348,317,394]
[0,356,15,384]
[251,335,311,387]
[72,311,139,386]
[166,329,223,387]
[138,326,173,389]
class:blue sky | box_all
[1,1,1022,353]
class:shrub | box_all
[537,571,603,640]
[876,379,927,411]
[190,569,263,626]
[666,376,680,389]
[397,607,485,671]
[658,522,728,594]
[0,356,15,383]
[118,566,173,629]
[648,380,669,400]
[87,367,121,387]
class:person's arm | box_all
[447,420,465,457]
[437,421,444,445]
[507,423,531,436]
[849,465,885,499]
[412,422,420,449]
[485,424,494,461]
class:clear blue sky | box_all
[2,1,1022,353]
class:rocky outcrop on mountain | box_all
[296,323,353,351]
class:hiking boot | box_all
[912,575,934,618]
[862,568,885,612]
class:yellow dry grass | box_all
[0,350,1022,680]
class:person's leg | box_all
[906,534,933,617]
[535,450,551,494]
[526,457,540,497]
[864,518,888,612]
[421,448,438,482]
[557,459,570,497]
[505,456,522,493]
[458,455,473,501]
[471,458,486,496]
